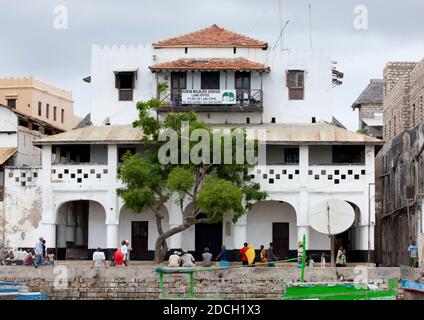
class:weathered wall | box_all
[381,123,424,266]
[0,266,401,300]
[2,167,43,248]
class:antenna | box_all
[308,4,313,49]
[273,20,290,50]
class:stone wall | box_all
[409,59,424,128]
[0,266,401,300]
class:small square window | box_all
[27,177,32,182]
[263,174,268,179]
[21,172,26,178]
[103,169,108,174]
[314,175,320,180]
[269,179,274,184]
[289,174,293,180]
[64,169,69,174]
[308,170,313,175]
[250,175,255,179]
[328,175,333,180]
[321,170,326,175]
[21,182,26,187]
[295,170,300,175]
[15,177,19,182]
[51,169,56,174]
[58,174,63,179]
[282,170,287,175]
[77,178,82,183]
[77,169,82,174]
[33,172,38,178]
[361,170,366,175]
[341,175,346,180]
[84,174,88,179]
[355,175,360,180]
[8,172,13,178]
[276,174,281,179]
[270,169,274,175]
[335,170,340,175]
[90,169,95,174]
[96,174,101,179]
[257,169,261,174]
[71,174,75,178]
[335,179,340,184]
[348,170,353,175]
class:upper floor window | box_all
[201,72,220,89]
[61,109,64,124]
[286,70,305,100]
[54,106,57,121]
[6,98,16,109]
[46,104,50,119]
[115,71,136,101]
[38,102,42,116]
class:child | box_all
[320,252,326,268]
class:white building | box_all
[2,25,381,261]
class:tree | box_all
[117,93,267,263]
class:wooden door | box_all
[273,223,289,259]
[131,221,148,256]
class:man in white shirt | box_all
[92,247,107,268]
[121,240,129,266]
[168,251,181,267]
[181,250,195,268]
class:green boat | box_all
[281,280,398,300]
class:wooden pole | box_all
[331,235,335,267]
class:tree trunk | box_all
[153,218,209,263]
[154,213,168,263]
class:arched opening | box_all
[246,201,297,260]
[334,201,362,260]
[56,200,106,260]
[194,213,222,261]
[119,206,169,260]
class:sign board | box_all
[181,89,236,105]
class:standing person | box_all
[202,247,213,267]
[34,237,44,268]
[121,240,128,266]
[259,245,265,261]
[268,242,278,267]
[113,248,124,266]
[125,240,132,266]
[181,250,195,267]
[240,243,249,266]
[408,240,419,268]
[320,252,326,268]
[168,251,181,268]
[260,248,269,268]
[246,244,256,266]
[297,241,304,268]
[336,246,344,267]
[216,245,229,268]
[341,249,347,267]
[41,240,47,264]
[92,247,108,268]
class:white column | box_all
[106,224,119,249]
[297,226,310,250]
[233,215,247,249]
[299,146,309,186]
[43,223,56,248]
[108,144,118,182]
[169,225,182,249]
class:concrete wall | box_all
[0,266,401,300]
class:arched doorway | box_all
[335,201,361,260]
[56,200,106,260]
[246,201,297,260]
[119,206,169,260]
[194,213,222,261]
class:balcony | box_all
[157,89,263,113]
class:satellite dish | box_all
[309,199,355,236]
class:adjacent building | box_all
[351,79,384,139]
[0,77,80,131]
[1,25,381,262]
[380,59,424,266]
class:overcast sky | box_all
[1,0,423,130]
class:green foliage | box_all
[157,82,169,94]
[197,177,244,223]
[357,128,368,135]
[118,96,268,225]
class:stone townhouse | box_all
[380,59,424,266]
[1,25,381,262]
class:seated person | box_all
[168,251,181,268]
[202,248,213,267]
[23,251,34,266]
[180,250,195,268]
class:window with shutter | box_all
[115,71,136,101]
[286,70,305,100]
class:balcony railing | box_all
[158,89,263,112]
